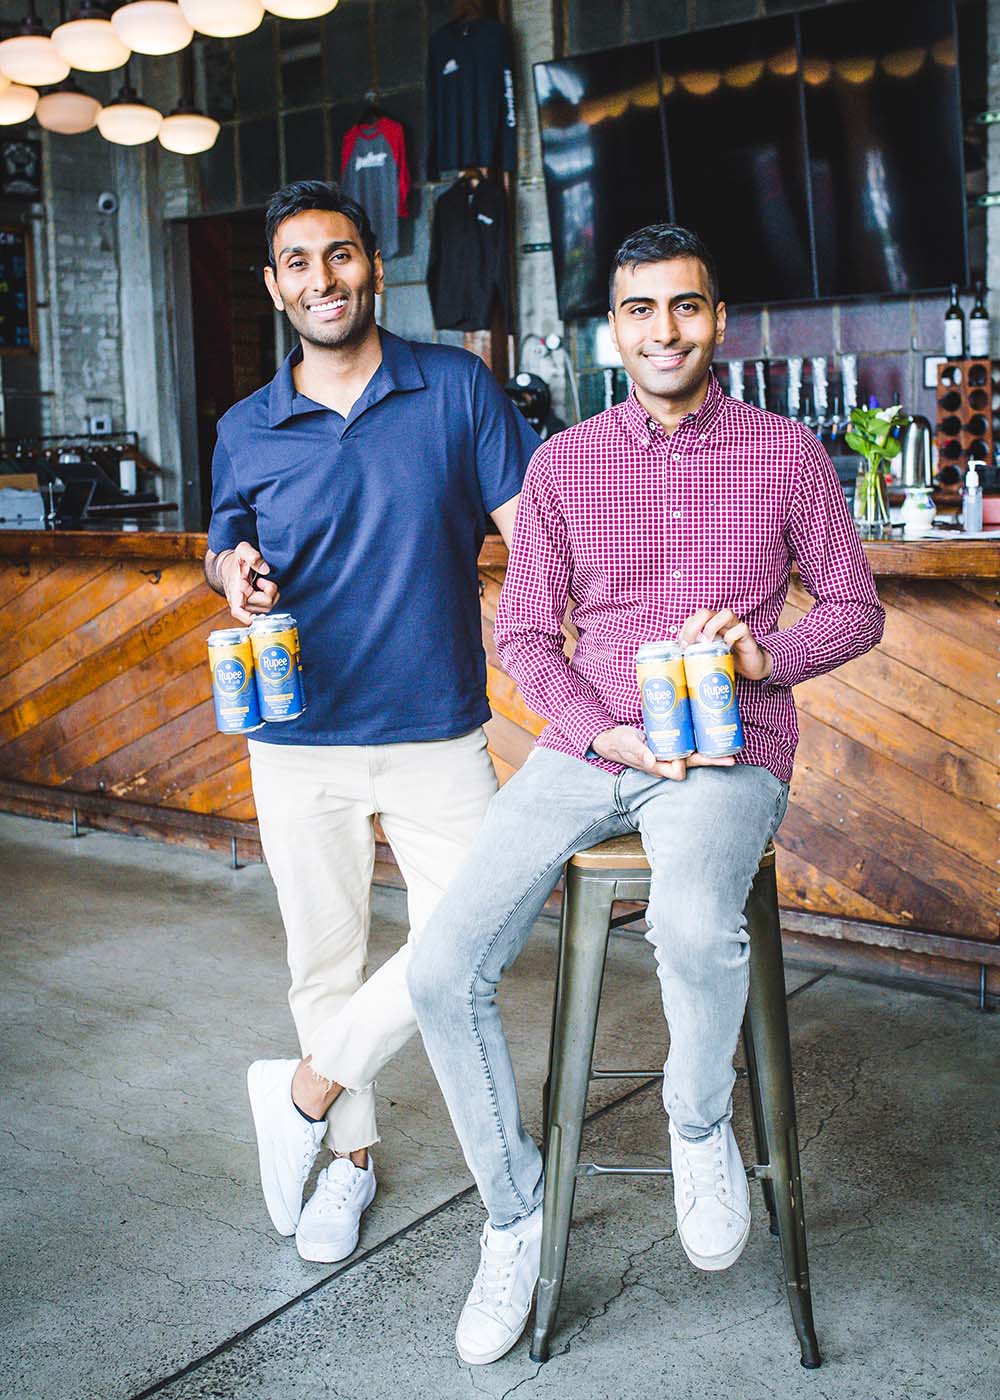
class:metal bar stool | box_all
[530,834,821,1370]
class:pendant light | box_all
[263,1,340,17]
[0,5,71,87]
[0,79,40,125]
[158,47,218,154]
[96,64,162,144]
[35,75,102,133]
[111,2,194,57]
[177,0,264,39]
[53,2,131,73]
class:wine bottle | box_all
[944,282,965,360]
[969,280,990,358]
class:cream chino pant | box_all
[248,728,498,1155]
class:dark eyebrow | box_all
[278,239,358,261]
[618,291,708,308]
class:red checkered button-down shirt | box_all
[494,375,885,783]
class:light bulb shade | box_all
[112,2,193,57]
[0,82,39,125]
[178,0,264,38]
[36,84,102,133]
[0,34,71,87]
[53,15,131,73]
[263,1,339,17]
[97,96,162,145]
[158,109,219,153]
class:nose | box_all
[646,307,680,345]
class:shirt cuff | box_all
[760,630,810,689]
[552,696,621,759]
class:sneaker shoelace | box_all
[677,1132,728,1205]
[469,1237,518,1314]
[310,1162,361,1217]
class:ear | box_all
[714,300,727,346]
[372,249,385,295]
[263,265,284,314]
[607,306,619,355]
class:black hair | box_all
[609,224,719,309]
[264,180,378,269]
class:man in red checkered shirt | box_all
[409,225,884,1366]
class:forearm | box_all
[204,548,232,596]
[762,598,885,688]
[496,628,619,755]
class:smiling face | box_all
[608,256,726,414]
[263,208,384,352]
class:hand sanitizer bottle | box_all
[962,461,984,533]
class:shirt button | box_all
[672,510,681,518]
[672,569,681,579]
[672,451,681,461]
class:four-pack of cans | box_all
[636,638,745,760]
[208,613,306,735]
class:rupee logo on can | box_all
[636,641,695,760]
[208,628,263,734]
[684,640,745,758]
[249,613,307,723]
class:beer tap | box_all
[786,357,804,420]
[728,361,746,403]
[812,357,829,443]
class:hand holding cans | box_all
[208,612,306,735]
[637,638,745,760]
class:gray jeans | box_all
[407,747,789,1229]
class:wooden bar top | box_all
[0,526,998,578]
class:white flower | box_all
[874,405,902,423]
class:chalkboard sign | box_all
[0,227,35,356]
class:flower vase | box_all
[853,464,891,539]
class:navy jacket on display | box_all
[426,18,517,177]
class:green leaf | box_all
[883,437,901,459]
[844,430,868,454]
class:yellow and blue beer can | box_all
[636,641,696,759]
[249,613,306,723]
[683,640,745,757]
[208,628,264,734]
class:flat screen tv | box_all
[534,0,968,318]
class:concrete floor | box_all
[2,811,998,1400]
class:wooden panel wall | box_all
[0,554,253,825]
[2,546,996,995]
[481,564,999,948]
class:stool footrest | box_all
[577,1162,763,1180]
[578,1163,672,1178]
[591,1068,663,1080]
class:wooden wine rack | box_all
[935,358,997,481]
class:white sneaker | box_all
[246,1059,326,1236]
[669,1118,751,1272]
[295,1157,377,1263]
[455,1213,543,1366]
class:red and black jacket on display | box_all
[340,116,411,260]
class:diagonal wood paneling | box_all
[1,542,996,980]
[0,554,244,825]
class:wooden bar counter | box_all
[1,526,997,999]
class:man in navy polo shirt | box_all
[204,180,537,1265]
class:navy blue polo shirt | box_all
[208,329,539,746]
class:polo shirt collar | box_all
[266,328,425,428]
[621,369,727,446]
